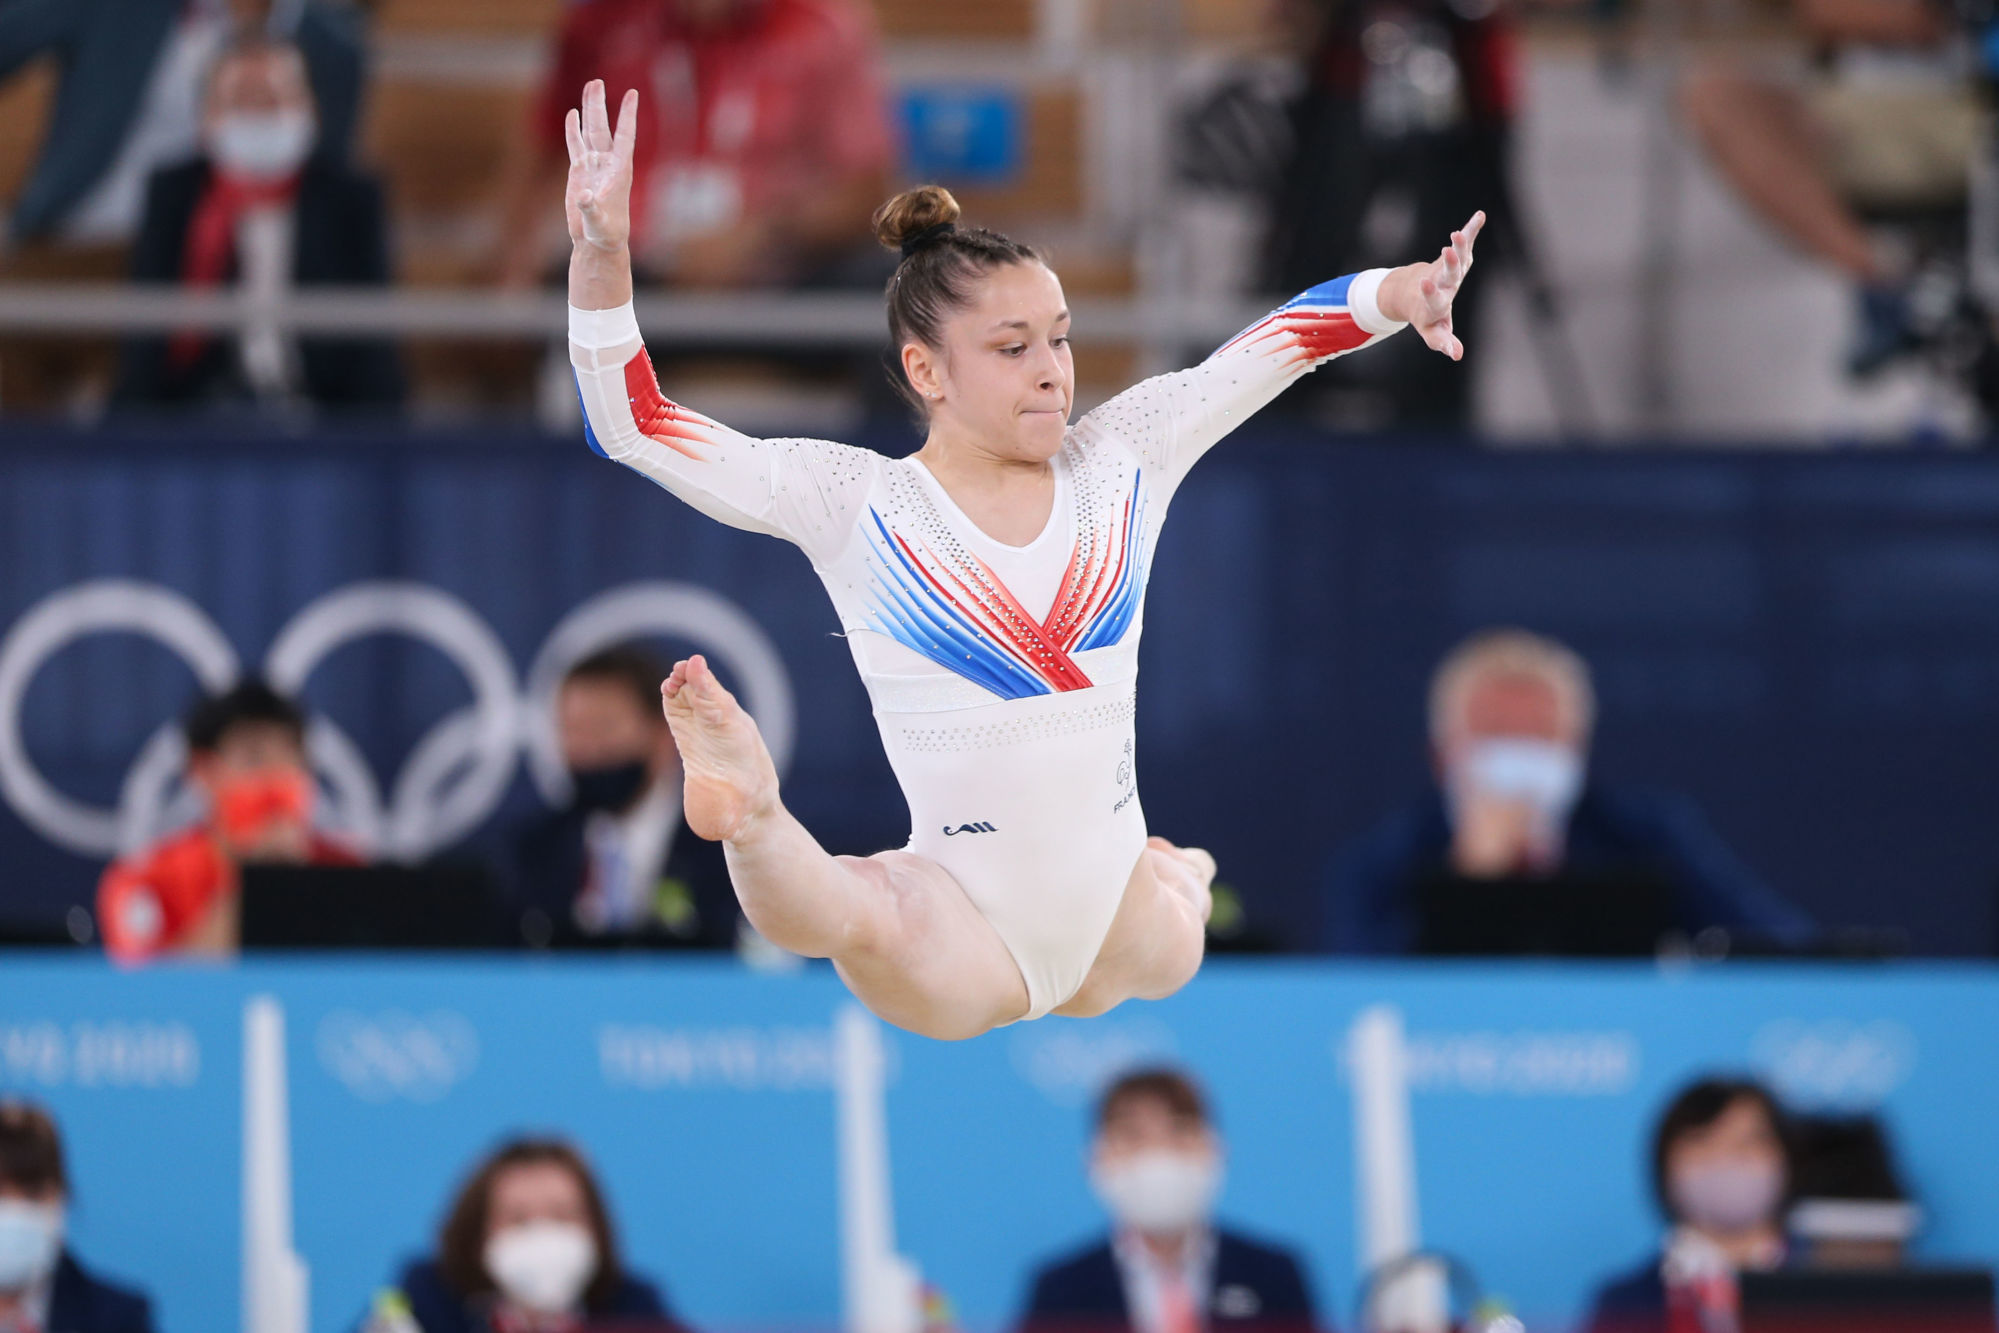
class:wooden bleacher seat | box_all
[0,63,51,208]
[872,0,1035,40]
[364,81,533,234]
[371,0,564,37]
[943,85,1085,227]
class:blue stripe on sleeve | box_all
[575,374,610,459]
[1281,273,1356,310]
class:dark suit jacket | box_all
[1320,784,1815,955]
[1020,1229,1322,1333]
[111,154,404,411]
[373,1258,682,1333]
[0,0,364,242]
[510,801,740,950]
[46,1251,155,1333]
[1581,1257,1669,1333]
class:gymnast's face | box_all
[906,261,1074,463]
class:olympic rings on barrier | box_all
[0,579,796,861]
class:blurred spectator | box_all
[510,647,737,948]
[110,30,403,413]
[1584,1077,1796,1333]
[0,0,365,248]
[0,1101,154,1333]
[96,679,358,963]
[1320,628,1814,953]
[1788,1114,1921,1269]
[362,1137,683,1333]
[1681,0,1977,376]
[1261,0,1522,429]
[1017,1068,1321,1333]
[492,0,893,291]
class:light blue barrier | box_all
[1,957,1994,1333]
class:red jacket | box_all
[532,0,892,256]
[98,826,360,963]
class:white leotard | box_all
[571,271,1407,1017]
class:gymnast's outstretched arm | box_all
[565,79,868,566]
[1074,213,1484,497]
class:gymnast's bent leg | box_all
[662,654,1031,1040]
[1053,837,1217,1019]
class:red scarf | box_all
[168,167,301,371]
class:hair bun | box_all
[872,185,963,254]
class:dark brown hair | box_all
[436,1138,624,1310]
[0,1101,67,1197]
[1649,1076,1794,1221]
[563,644,669,721]
[872,185,1043,410]
[1095,1067,1213,1134]
[182,678,306,756]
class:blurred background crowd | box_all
[0,1064,1966,1333]
[0,0,1996,439]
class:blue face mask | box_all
[1452,738,1584,823]
[0,1200,62,1291]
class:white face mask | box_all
[1451,738,1584,823]
[1089,1150,1223,1236]
[0,1200,63,1292]
[483,1220,598,1315]
[208,109,316,181]
[1671,1158,1785,1235]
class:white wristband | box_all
[568,301,642,349]
[1346,268,1407,337]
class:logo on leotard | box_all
[943,822,998,836]
[1115,738,1133,787]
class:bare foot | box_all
[661,654,779,842]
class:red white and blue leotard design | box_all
[571,269,1404,1017]
[861,463,1148,699]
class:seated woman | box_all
[363,1138,684,1333]
[1584,1077,1796,1333]
[0,1101,155,1333]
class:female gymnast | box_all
[565,80,1481,1039]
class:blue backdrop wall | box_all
[1,957,1994,1333]
[2,424,1998,952]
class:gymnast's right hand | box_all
[564,78,638,253]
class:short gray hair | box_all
[1428,628,1596,742]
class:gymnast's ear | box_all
[902,340,945,404]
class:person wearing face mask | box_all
[110,31,403,413]
[1319,628,1813,955]
[491,0,892,293]
[1584,1078,1797,1333]
[0,0,364,250]
[361,1138,682,1333]
[1018,1069,1322,1333]
[508,647,737,948]
[0,1102,154,1333]
[96,679,360,963]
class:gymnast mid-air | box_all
[564,80,1481,1039]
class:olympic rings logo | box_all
[0,579,795,861]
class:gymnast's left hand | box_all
[1377,210,1484,361]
